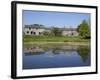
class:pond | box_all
[23,44,91,69]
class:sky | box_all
[23,10,90,28]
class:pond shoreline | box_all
[24,42,90,46]
[23,42,90,69]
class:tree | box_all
[77,20,90,39]
[51,27,62,36]
[42,31,50,36]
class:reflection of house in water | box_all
[23,24,78,36]
[61,45,79,50]
[24,46,45,55]
[24,44,90,64]
[24,45,80,56]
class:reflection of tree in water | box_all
[24,44,79,56]
[45,45,78,55]
[77,46,90,62]
[52,48,61,55]
[24,44,90,60]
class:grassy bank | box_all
[24,35,90,42]
[24,42,90,46]
[23,35,90,45]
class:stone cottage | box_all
[23,24,78,36]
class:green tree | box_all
[78,20,90,39]
[51,27,62,36]
[42,31,50,36]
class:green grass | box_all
[23,35,90,43]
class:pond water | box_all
[23,44,90,69]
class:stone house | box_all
[61,28,78,36]
[23,24,46,36]
[23,24,78,36]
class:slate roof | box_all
[24,24,77,31]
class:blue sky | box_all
[23,10,90,28]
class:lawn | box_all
[23,35,90,43]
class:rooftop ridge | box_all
[24,24,77,30]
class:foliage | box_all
[77,20,90,39]
[51,27,62,36]
[42,31,50,36]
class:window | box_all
[30,31,36,35]
[27,31,29,33]
[31,31,33,34]
[72,32,73,36]
[33,32,36,35]
[39,32,41,35]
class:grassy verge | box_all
[23,35,90,46]
[24,35,90,42]
[24,42,90,46]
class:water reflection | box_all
[23,44,90,69]
[77,46,90,62]
[24,45,79,55]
